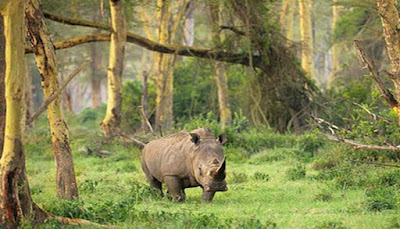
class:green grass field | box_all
[22,114,400,229]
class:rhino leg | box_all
[164,176,185,202]
[142,159,163,195]
[202,190,216,202]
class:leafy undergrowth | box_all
[23,113,400,228]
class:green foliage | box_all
[253,172,270,182]
[314,189,333,202]
[121,80,156,132]
[286,164,306,181]
[228,172,248,184]
[365,186,398,211]
[313,221,347,229]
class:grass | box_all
[23,114,400,228]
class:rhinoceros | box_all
[141,128,227,202]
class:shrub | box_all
[228,172,248,184]
[286,164,306,181]
[253,172,270,182]
[314,189,333,202]
[365,186,397,211]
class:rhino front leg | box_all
[164,176,185,202]
[202,190,216,202]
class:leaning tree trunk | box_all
[209,2,232,127]
[25,0,79,200]
[101,0,126,138]
[375,0,400,122]
[0,1,48,226]
[298,0,315,79]
[0,15,5,158]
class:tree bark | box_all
[286,0,295,42]
[101,0,126,138]
[141,71,149,132]
[183,0,194,46]
[209,2,232,127]
[90,12,103,109]
[25,0,79,200]
[0,1,47,226]
[375,0,400,122]
[298,0,315,79]
[329,0,340,87]
[0,15,5,158]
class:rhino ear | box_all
[218,133,227,144]
[190,133,200,145]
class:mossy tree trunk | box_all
[0,1,47,226]
[209,2,232,127]
[298,0,315,79]
[101,0,126,138]
[375,0,400,121]
[25,0,78,200]
[0,15,5,158]
[90,11,103,109]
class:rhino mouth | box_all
[204,182,228,192]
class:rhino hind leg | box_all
[142,159,163,195]
[164,176,185,202]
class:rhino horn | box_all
[214,158,226,180]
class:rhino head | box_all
[190,130,228,193]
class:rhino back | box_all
[142,132,194,182]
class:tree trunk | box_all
[25,0,79,200]
[141,71,149,132]
[0,1,47,226]
[329,0,340,87]
[90,12,103,109]
[0,15,5,158]
[298,0,315,79]
[183,0,194,46]
[25,60,34,128]
[155,0,171,132]
[286,0,296,42]
[209,2,232,127]
[101,0,126,138]
[376,0,400,121]
[279,0,291,28]
[155,0,188,131]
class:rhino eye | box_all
[199,167,203,176]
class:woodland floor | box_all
[22,113,400,229]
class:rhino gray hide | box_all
[141,128,227,202]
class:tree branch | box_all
[219,25,246,36]
[27,61,89,124]
[39,12,260,67]
[354,40,399,108]
[322,132,400,151]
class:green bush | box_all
[365,186,398,211]
[228,172,248,184]
[253,172,270,182]
[286,164,306,181]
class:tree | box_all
[0,15,5,158]
[209,1,232,127]
[101,0,127,138]
[330,0,341,86]
[0,1,47,226]
[25,0,78,199]
[298,0,315,79]
[374,1,400,116]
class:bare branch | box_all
[322,132,400,151]
[354,40,399,108]
[116,129,146,149]
[219,25,246,36]
[27,61,90,124]
[40,12,260,67]
[347,159,400,168]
